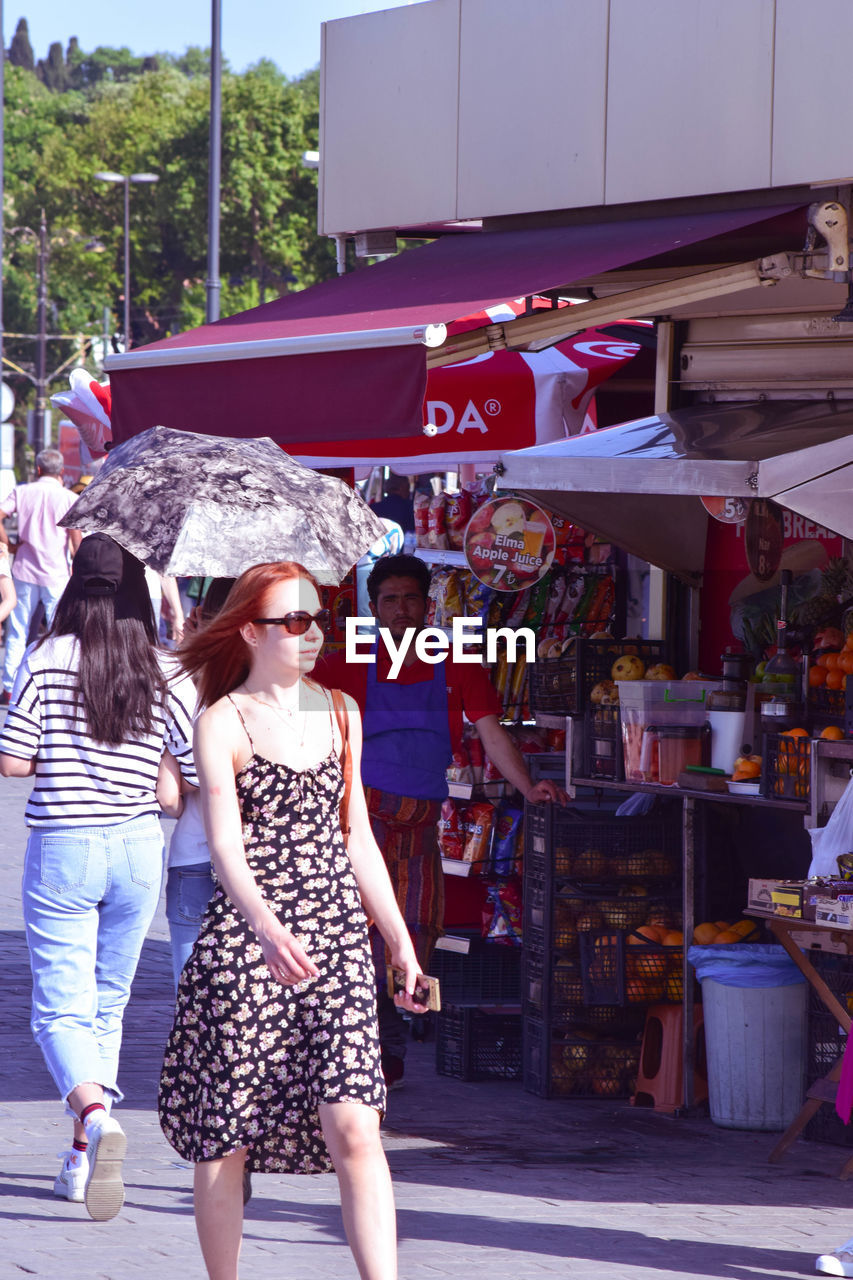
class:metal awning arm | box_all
[427,255,800,369]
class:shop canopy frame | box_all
[494,400,853,581]
[104,204,802,448]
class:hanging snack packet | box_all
[462,801,495,866]
[484,879,523,945]
[445,489,473,550]
[492,806,523,877]
[427,568,452,627]
[447,740,473,785]
[413,492,431,547]
[438,799,464,860]
[428,492,448,549]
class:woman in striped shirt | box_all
[0,533,197,1223]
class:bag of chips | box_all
[491,806,523,877]
[462,801,495,866]
[413,492,431,547]
[483,879,523,945]
[438,798,464,860]
[428,493,448,549]
[445,489,473,550]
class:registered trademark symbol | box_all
[484,399,501,415]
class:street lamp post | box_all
[94,170,159,350]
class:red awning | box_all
[107,204,801,446]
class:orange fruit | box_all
[662,930,684,947]
[839,652,853,675]
[809,665,828,687]
[782,727,809,738]
[845,635,853,651]
[824,652,842,670]
[715,930,742,943]
[693,922,719,945]
[827,669,846,690]
[628,924,663,945]
[821,725,845,740]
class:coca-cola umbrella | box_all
[289,308,648,473]
[58,426,387,583]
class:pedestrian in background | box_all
[0,534,197,1222]
[0,448,81,701]
[159,561,426,1280]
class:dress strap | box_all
[226,693,254,752]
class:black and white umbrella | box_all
[60,426,388,583]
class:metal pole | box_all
[206,0,222,323]
[0,0,5,389]
[123,177,131,350]
[103,304,111,364]
[35,211,47,438]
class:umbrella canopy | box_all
[495,400,853,580]
[290,313,647,473]
[59,427,387,583]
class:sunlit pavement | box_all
[1,762,851,1279]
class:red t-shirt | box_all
[313,646,501,754]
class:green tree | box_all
[9,17,34,70]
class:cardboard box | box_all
[771,884,807,918]
[813,896,853,929]
[747,878,788,912]
[793,929,850,955]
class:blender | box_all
[760,569,804,735]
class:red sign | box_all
[701,495,749,524]
[744,499,784,583]
[464,497,555,592]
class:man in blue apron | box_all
[314,554,564,1087]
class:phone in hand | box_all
[386,967,441,1012]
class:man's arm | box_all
[67,528,83,554]
[0,573,16,625]
[474,714,568,805]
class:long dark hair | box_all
[43,548,167,745]
[179,561,321,710]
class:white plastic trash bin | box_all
[688,944,807,1131]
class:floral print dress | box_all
[158,728,386,1174]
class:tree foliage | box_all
[3,27,334,425]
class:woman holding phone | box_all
[159,560,425,1280]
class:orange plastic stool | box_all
[631,1003,708,1113]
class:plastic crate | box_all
[808,686,846,724]
[523,803,680,885]
[523,1014,641,1098]
[583,704,625,782]
[760,732,811,801]
[430,936,521,1005]
[804,952,853,1147]
[436,1005,523,1081]
[528,637,668,716]
[578,930,684,1006]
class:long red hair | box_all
[179,561,322,709]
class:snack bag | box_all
[484,879,523,945]
[427,568,452,627]
[413,492,431,547]
[445,489,473,550]
[492,805,523,877]
[462,801,495,867]
[428,492,448,549]
[447,741,473,785]
[438,798,464,860]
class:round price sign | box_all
[745,498,784,583]
[701,495,749,524]
[464,497,555,592]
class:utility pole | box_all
[35,210,48,446]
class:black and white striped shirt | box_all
[0,634,198,827]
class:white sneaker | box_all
[83,1113,126,1222]
[817,1237,853,1277]
[53,1149,88,1202]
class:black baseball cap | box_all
[72,533,124,596]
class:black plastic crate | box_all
[528,637,668,716]
[523,803,680,885]
[436,1005,523,1081]
[578,930,684,1006]
[431,936,521,1005]
[523,1014,641,1099]
[760,731,811,802]
[583,703,625,782]
[804,951,853,1148]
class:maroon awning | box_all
[107,204,801,446]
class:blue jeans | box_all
[3,578,65,692]
[22,814,165,1111]
[165,862,215,991]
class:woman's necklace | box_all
[241,686,307,745]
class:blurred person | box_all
[369,471,414,532]
[314,552,565,1088]
[164,577,236,990]
[0,448,81,701]
[0,534,197,1221]
[159,561,426,1280]
[0,541,17,628]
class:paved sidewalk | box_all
[2,768,853,1280]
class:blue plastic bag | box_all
[687,943,805,988]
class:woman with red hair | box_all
[158,561,424,1280]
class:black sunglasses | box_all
[252,609,332,636]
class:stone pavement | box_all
[3,769,853,1280]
